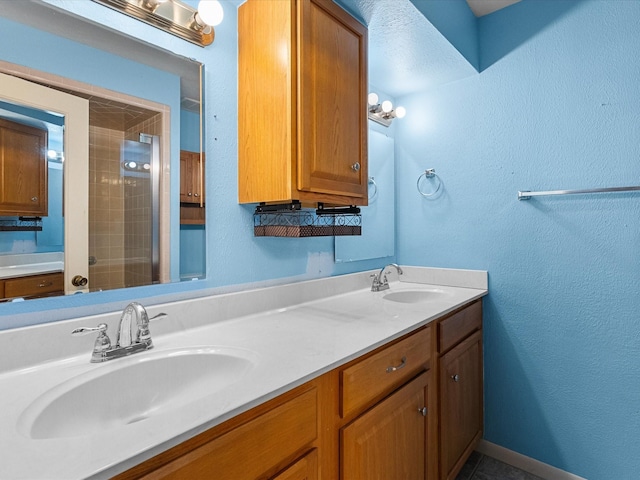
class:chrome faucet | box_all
[72,302,167,363]
[371,263,403,292]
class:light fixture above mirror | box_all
[367,92,406,127]
[92,0,224,47]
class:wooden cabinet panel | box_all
[179,150,204,204]
[341,326,430,418]
[297,0,368,198]
[439,330,483,480]
[238,0,368,206]
[0,118,48,216]
[180,150,205,225]
[138,387,317,480]
[438,300,482,354]
[341,372,429,480]
[3,272,63,299]
[273,449,318,480]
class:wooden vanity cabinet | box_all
[341,372,430,479]
[0,272,63,301]
[115,382,324,480]
[238,0,368,207]
[340,326,432,480]
[116,301,483,480]
[436,300,483,480]
[0,118,48,216]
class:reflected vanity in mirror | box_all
[0,1,205,302]
[335,129,395,262]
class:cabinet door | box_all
[272,449,318,480]
[179,150,204,204]
[439,331,483,480]
[341,372,428,480]
[297,0,368,201]
[0,118,48,216]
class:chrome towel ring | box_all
[417,168,442,198]
[368,177,378,201]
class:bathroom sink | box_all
[18,346,258,439]
[383,289,448,304]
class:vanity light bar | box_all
[92,0,215,47]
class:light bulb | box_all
[395,106,406,119]
[197,0,224,27]
[381,100,393,113]
[367,92,379,106]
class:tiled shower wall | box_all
[89,125,125,291]
[88,112,161,292]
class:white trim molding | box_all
[477,440,588,480]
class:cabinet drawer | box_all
[438,300,482,354]
[341,327,431,418]
[141,387,317,479]
[4,272,63,299]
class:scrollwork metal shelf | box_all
[253,203,361,237]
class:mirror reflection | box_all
[0,1,205,302]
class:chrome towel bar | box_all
[518,185,640,200]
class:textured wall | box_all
[396,1,640,478]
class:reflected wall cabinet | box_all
[179,150,205,225]
[0,118,48,216]
[238,0,368,207]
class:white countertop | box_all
[0,266,487,479]
[0,253,64,280]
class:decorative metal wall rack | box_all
[518,185,640,200]
[254,202,361,237]
[0,217,43,232]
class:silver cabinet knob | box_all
[451,374,460,382]
[31,196,38,202]
[351,162,361,172]
[418,407,428,417]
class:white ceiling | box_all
[466,0,521,17]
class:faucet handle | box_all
[137,312,168,344]
[72,323,112,360]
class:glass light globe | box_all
[367,92,379,106]
[395,106,406,118]
[197,0,224,27]
[381,100,393,113]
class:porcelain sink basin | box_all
[18,346,258,439]
[383,289,448,304]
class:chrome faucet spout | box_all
[371,263,403,292]
[116,302,147,348]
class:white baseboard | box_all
[476,440,588,480]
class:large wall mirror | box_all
[0,1,205,302]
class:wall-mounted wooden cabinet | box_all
[179,150,205,225]
[238,0,368,207]
[0,118,48,216]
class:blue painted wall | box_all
[396,1,640,478]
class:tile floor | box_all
[456,451,544,480]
